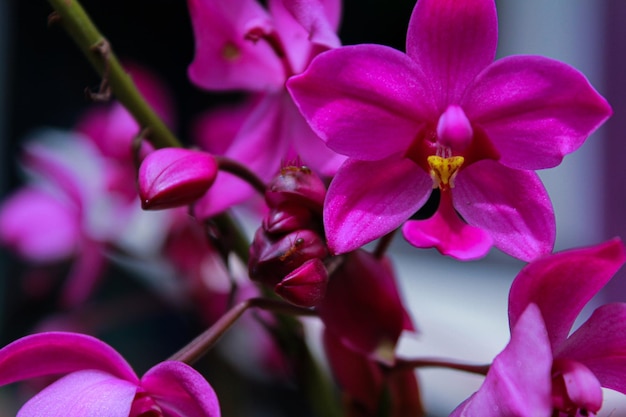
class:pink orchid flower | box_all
[0,66,175,306]
[451,238,626,416]
[287,0,611,260]
[0,332,220,417]
[186,0,346,218]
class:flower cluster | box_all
[0,0,623,416]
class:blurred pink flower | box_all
[0,332,220,417]
[0,66,175,306]
[288,0,611,260]
[186,0,346,218]
[318,250,415,364]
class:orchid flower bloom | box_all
[287,0,611,260]
[0,332,220,417]
[451,238,626,416]
[186,0,346,218]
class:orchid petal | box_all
[452,304,552,417]
[267,0,315,74]
[463,55,612,170]
[22,131,107,210]
[557,303,626,395]
[453,160,555,261]
[323,330,384,416]
[508,238,626,350]
[142,361,221,417]
[551,359,603,414]
[287,44,436,160]
[318,250,409,363]
[17,370,136,417]
[324,157,431,255]
[406,0,497,108]
[0,187,80,262]
[192,98,259,155]
[187,0,284,91]
[0,332,138,386]
[59,239,107,308]
[284,98,346,176]
[402,190,493,260]
[278,0,341,50]
[193,93,290,218]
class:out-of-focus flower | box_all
[138,148,218,210]
[0,332,221,417]
[318,250,414,364]
[288,0,611,261]
[186,0,345,219]
[0,66,175,306]
[450,238,626,416]
[321,252,419,416]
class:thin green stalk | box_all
[47,0,180,149]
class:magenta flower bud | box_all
[138,148,218,210]
[249,228,328,286]
[265,166,326,211]
[263,204,313,235]
[275,258,328,307]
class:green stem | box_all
[47,0,180,149]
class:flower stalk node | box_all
[84,39,112,102]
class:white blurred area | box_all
[392,1,625,415]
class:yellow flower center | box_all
[427,155,464,190]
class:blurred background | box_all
[1,0,626,415]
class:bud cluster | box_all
[249,165,330,307]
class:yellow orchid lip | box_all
[427,155,464,190]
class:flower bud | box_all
[275,258,328,307]
[265,166,326,211]
[249,228,328,286]
[138,148,218,210]
[263,204,313,235]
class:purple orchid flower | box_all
[0,332,220,417]
[186,0,346,218]
[450,238,626,416]
[287,0,611,260]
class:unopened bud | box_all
[249,228,328,286]
[138,148,218,210]
[265,166,326,211]
[263,204,313,235]
[275,258,328,307]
